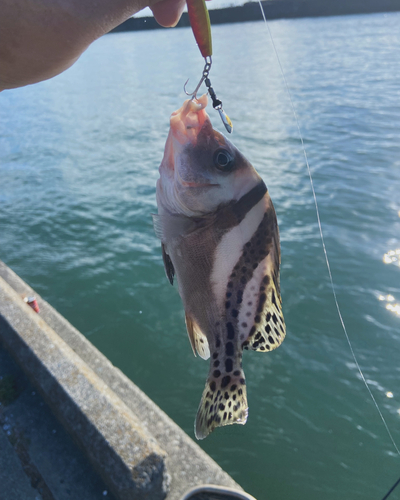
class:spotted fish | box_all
[153,94,285,439]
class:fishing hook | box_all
[184,56,212,99]
[183,56,233,133]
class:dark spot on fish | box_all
[214,360,220,367]
[240,378,246,385]
[227,322,235,339]
[272,313,278,324]
[228,281,233,288]
[210,404,214,412]
[238,389,243,396]
[240,276,247,285]
[237,290,243,304]
[210,381,216,392]
[263,275,270,285]
[230,384,237,392]
[229,412,233,419]
[205,401,209,409]
[226,342,234,356]
[200,338,204,343]
[221,376,231,388]
[234,370,241,376]
[255,332,262,340]
[232,394,237,401]
[257,293,267,312]
[242,267,247,273]
[223,412,227,420]
[242,341,249,348]
[266,312,271,322]
[231,273,236,278]
[241,322,248,328]
[272,290,277,306]
[231,309,238,318]
[216,337,221,348]
[265,324,271,334]
[260,286,265,291]
[266,345,271,350]
[268,336,275,344]
[226,292,232,298]
[228,401,232,408]
[219,403,225,411]
[260,346,265,350]
[249,326,256,336]
[213,370,221,378]
[225,358,233,372]
[253,341,259,348]
[213,352,218,360]
[225,301,231,309]
[248,301,253,306]
[224,392,229,400]
[246,312,251,317]
[254,315,261,323]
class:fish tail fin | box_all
[195,368,248,440]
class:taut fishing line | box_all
[256,0,400,495]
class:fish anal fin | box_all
[195,369,248,440]
[244,279,286,353]
[162,243,175,285]
[185,313,210,360]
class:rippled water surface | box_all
[1,12,400,500]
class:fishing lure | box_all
[186,0,233,133]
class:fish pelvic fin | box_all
[161,243,175,285]
[195,368,248,440]
[185,313,210,360]
[244,276,286,353]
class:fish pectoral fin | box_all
[244,280,286,352]
[195,369,248,440]
[185,313,210,360]
[161,243,175,285]
[151,212,197,240]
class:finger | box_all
[150,0,186,28]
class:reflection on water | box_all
[378,294,400,317]
[383,249,400,267]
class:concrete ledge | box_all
[0,276,168,500]
[0,261,242,499]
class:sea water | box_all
[1,12,400,500]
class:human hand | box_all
[0,0,186,91]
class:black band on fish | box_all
[231,181,268,223]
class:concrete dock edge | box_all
[0,261,242,500]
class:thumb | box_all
[150,0,186,27]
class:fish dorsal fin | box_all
[161,243,175,285]
[244,278,286,352]
[185,313,210,360]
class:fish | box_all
[153,94,286,439]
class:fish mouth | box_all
[170,94,210,145]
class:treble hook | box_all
[184,56,212,99]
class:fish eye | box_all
[213,149,234,172]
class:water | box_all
[1,11,400,500]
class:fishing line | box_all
[256,0,400,461]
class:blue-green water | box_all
[1,12,400,500]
